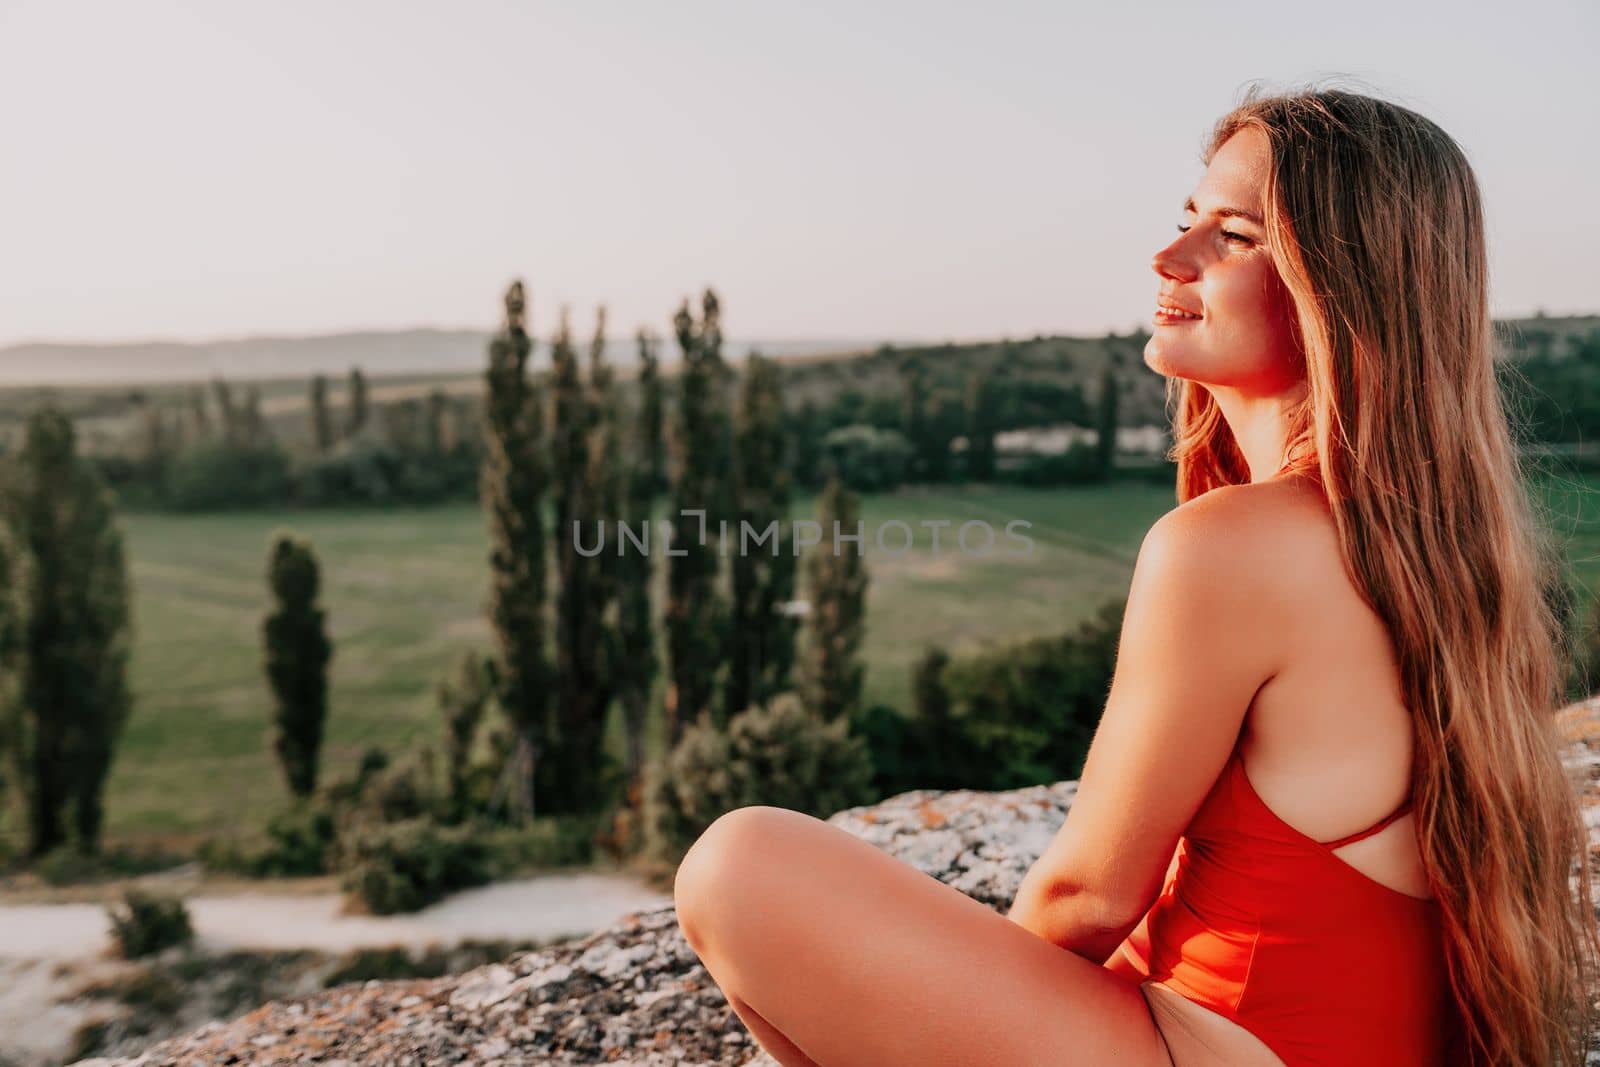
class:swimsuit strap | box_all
[1318,798,1414,849]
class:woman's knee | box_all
[673,805,781,951]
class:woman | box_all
[671,83,1598,1066]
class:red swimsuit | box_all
[1117,748,1455,1065]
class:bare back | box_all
[1113,473,1433,1066]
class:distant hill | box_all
[0,329,912,388]
[0,314,1592,456]
[2,312,1591,390]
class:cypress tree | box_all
[310,374,335,453]
[424,388,449,455]
[383,397,423,453]
[964,365,1000,482]
[614,329,662,792]
[910,644,963,789]
[899,355,955,482]
[211,377,239,445]
[725,351,798,718]
[924,389,958,483]
[664,290,735,742]
[1,408,133,856]
[346,366,369,439]
[185,385,212,444]
[801,476,868,723]
[135,401,172,487]
[900,355,929,481]
[790,399,827,490]
[635,328,667,496]
[547,306,620,811]
[240,386,270,449]
[0,521,25,842]
[262,533,333,799]
[481,281,550,822]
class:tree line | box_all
[86,335,1153,514]
[9,294,1597,880]
[0,281,878,873]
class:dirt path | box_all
[0,870,671,959]
[0,871,673,1067]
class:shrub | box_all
[258,802,340,876]
[1567,594,1600,701]
[32,845,187,886]
[337,817,492,915]
[107,890,194,959]
[197,799,340,877]
[475,814,598,874]
[820,424,914,492]
[646,692,876,862]
[999,440,1105,487]
[100,965,186,1013]
[360,747,441,824]
[165,442,292,510]
[293,441,480,507]
[940,596,1124,789]
[321,946,450,986]
[319,939,538,988]
[851,601,1125,797]
[849,702,921,795]
[200,742,452,881]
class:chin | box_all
[1143,337,1199,381]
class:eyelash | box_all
[1176,223,1251,245]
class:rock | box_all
[73,699,1600,1066]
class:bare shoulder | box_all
[1147,476,1339,600]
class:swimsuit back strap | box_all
[1318,799,1413,849]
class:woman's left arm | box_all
[1005,492,1292,962]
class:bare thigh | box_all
[1139,982,1286,1067]
[672,805,1175,1067]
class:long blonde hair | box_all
[1165,81,1598,1064]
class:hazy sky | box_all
[2,0,1595,349]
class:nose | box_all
[1151,233,1197,284]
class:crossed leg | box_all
[672,805,1175,1067]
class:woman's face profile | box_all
[1144,126,1304,396]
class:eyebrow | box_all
[1183,196,1264,226]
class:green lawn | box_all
[27,473,1600,850]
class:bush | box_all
[337,817,493,915]
[293,441,480,508]
[1120,454,1179,486]
[849,702,922,795]
[320,945,451,986]
[260,802,340,875]
[645,692,876,863]
[165,442,292,510]
[852,602,1124,797]
[475,814,598,874]
[940,596,1124,789]
[320,939,539,988]
[820,424,914,492]
[96,965,186,1014]
[361,747,441,824]
[198,798,341,878]
[107,890,194,959]
[200,741,454,881]
[999,440,1106,486]
[31,845,187,886]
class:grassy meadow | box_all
[15,472,1599,853]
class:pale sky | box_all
[1,0,1595,349]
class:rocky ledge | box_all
[78,698,1600,1067]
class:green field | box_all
[16,475,1600,851]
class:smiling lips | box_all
[1154,301,1203,324]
